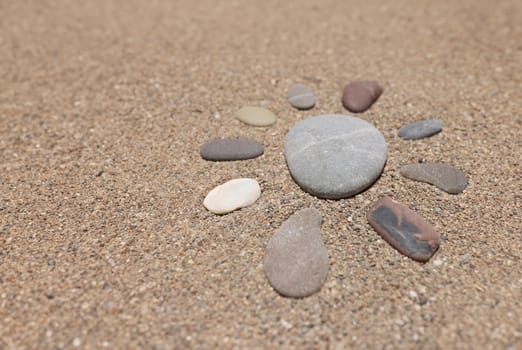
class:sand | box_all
[1,0,521,348]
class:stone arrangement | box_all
[200,81,468,298]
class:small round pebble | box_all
[400,163,467,194]
[398,119,443,140]
[342,81,383,113]
[200,138,264,161]
[235,106,276,126]
[284,114,388,199]
[263,208,329,298]
[287,84,316,110]
[203,178,261,214]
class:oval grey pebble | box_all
[398,119,443,140]
[263,208,329,298]
[200,138,264,161]
[287,84,316,110]
[284,114,388,199]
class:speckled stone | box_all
[203,178,261,214]
[284,114,388,199]
[400,163,467,194]
[235,106,276,126]
[200,138,264,161]
[263,208,329,298]
[367,197,440,262]
[342,81,383,113]
[398,119,444,140]
[287,84,316,110]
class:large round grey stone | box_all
[284,114,387,199]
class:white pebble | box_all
[203,178,261,214]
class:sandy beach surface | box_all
[1,0,521,348]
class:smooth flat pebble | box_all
[235,106,276,126]
[342,81,383,113]
[200,138,264,161]
[287,84,316,110]
[263,208,329,298]
[203,178,261,214]
[400,163,467,194]
[367,197,440,262]
[398,119,443,140]
[284,114,387,199]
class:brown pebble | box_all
[342,81,383,113]
[366,197,440,262]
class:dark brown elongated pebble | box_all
[400,163,467,194]
[367,197,440,262]
[342,81,383,113]
[200,137,264,161]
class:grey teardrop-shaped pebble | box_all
[400,163,467,194]
[284,114,388,199]
[263,208,329,298]
[287,84,316,110]
[398,119,443,140]
[200,138,264,161]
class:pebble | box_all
[200,138,264,161]
[400,163,467,194]
[287,84,316,110]
[367,197,440,262]
[263,208,329,298]
[203,178,261,214]
[342,81,383,113]
[284,114,387,199]
[398,119,443,140]
[235,106,276,126]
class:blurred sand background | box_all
[1,0,521,348]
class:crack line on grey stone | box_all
[289,93,313,101]
[292,129,382,157]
